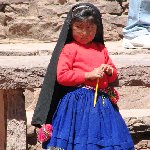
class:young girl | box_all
[32,3,134,150]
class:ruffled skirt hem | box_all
[45,136,134,150]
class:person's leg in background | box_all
[123,0,150,48]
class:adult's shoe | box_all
[122,35,150,49]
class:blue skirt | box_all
[43,87,134,150]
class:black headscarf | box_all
[31,3,104,127]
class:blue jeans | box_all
[123,0,150,39]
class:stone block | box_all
[0,12,6,25]
[4,89,26,150]
[8,17,39,37]
[0,54,149,89]
[133,134,150,150]
[0,90,5,150]
[117,86,150,109]
[24,88,40,111]
[103,15,127,40]
[0,0,30,4]
[0,0,128,41]
[0,24,6,39]
[96,1,122,15]
[5,4,29,16]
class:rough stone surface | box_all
[0,90,5,150]
[118,66,150,87]
[0,24,6,39]
[0,54,149,89]
[133,133,150,150]
[0,12,6,25]
[117,86,150,109]
[0,0,129,41]
[124,116,150,134]
[25,88,41,111]
[4,89,26,150]
[0,42,54,56]
[0,0,30,4]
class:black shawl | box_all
[31,3,104,127]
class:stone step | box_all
[120,109,150,118]
[0,40,149,89]
[0,42,55,56]
[0,41,150,56]
[0,54,149,68]
[0,54,149,88]
[120,109,150,134]
[106,41,150,55]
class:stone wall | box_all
[0,0,128,42]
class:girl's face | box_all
[72,20,97,44]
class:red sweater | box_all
[57,41,117,89]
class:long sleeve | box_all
[104,47,117,83]
[57,45,85,86]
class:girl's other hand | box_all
[99,64,113,76]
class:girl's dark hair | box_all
[66,4,104,44]
[72,5,97,24]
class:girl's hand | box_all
[85,64,113,80]
[85,68,104,80]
